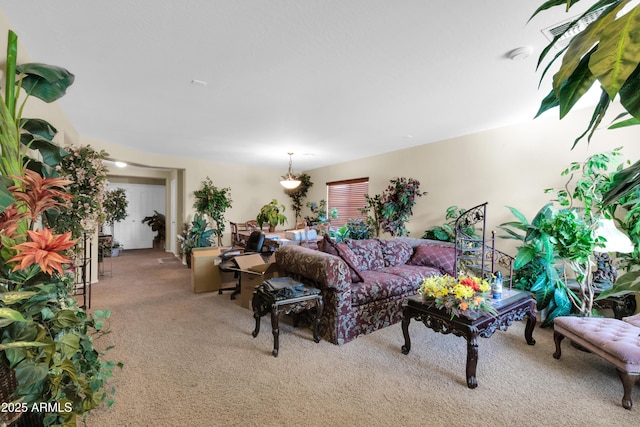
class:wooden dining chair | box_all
[229,221,240,246]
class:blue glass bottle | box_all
[492,271,503,300]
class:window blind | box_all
[327,178,369,227]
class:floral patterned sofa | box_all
[275,237,456,345]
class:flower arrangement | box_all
[419,275,497,319]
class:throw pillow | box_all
[408,245,456,276]
[378,239,413,267]
[336,242,364,283]
[321,233,340,257]
[345,239,385,271]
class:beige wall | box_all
[0,18,79,146]
[305,105,640,254]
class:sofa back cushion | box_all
[408,244,456,276]
[345,239,385,271]
[378,239,413,267]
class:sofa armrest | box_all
[275,245,351,294]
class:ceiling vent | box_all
[541,7,607,49]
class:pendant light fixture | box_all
[280,152,301,189]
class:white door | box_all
[110,183,166,250]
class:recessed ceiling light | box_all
[114,161,127,168]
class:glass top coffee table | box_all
[401,289,536,388]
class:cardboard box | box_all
[235,254,279,309]
[284,229,318,241]
[190,247,223,293]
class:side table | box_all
[252,278,323,357]
[401,289,536,388]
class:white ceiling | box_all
[0,1,592,171]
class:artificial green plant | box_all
[422,205,480,242]
[257,199,287,230]
[193,177,232,246]
[141,211,166,247]
[305,199,338,226]
[531,1,640,208]
[360,177,426,237]
[102,188,129,238]
[178,213,214,264]
[284,173,313,222]
[0,30,73,201]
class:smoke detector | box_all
[509,47,534,61]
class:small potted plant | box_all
[142,211,166,249]
[111,240,123,257]
[178,214,215,267]
[257,199,288,232]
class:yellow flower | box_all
[453,283,474,299]
[419,274,495,318]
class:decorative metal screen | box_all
[454,202,514,288]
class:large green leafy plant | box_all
[1,31,118,425]
[257,199,287,230]
[0,30,73,202]
[500,204,602,325]
[193,177,232,246]
[531,1,640,205]
[1,173,119,426]
[544,148,640,304]
[359,194,383,237]
[47,145,109,239]
[501,148,640,323]
[379,177,427,237]
[361,177,427,237]
[103,188,129,232]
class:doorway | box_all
[109,183,166,250]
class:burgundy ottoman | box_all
[553,316,640,410]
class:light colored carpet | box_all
[84,249,638,427]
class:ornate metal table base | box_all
[252,284,323,357]
[401,289,536,388]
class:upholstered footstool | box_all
[553,316,640,409]
[623,312,640,328]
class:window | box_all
[327,178,369,227]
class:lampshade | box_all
[280,178,301,189]
[594,217,634,253]
[280,153,301,189]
